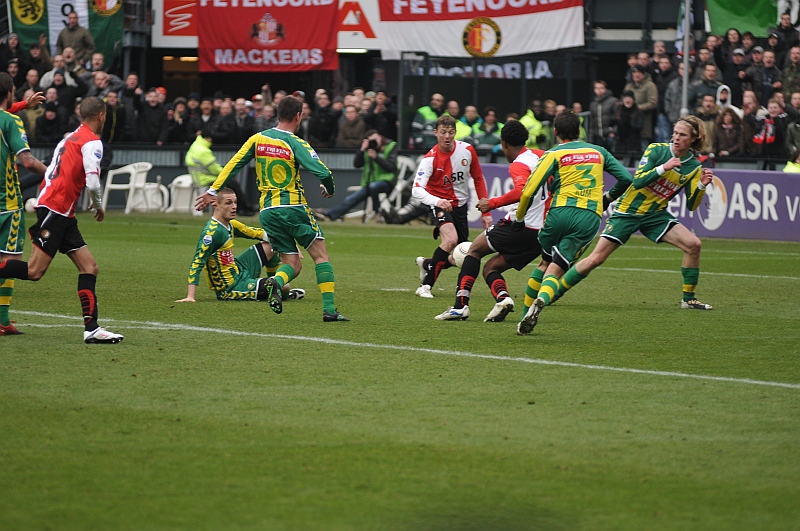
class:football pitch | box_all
[1,213,798,529]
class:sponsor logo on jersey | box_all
[256,143,291,159]
[94,150,102,159]
[462,17,502,58]
[310,149,319,159]
[41,229,50,239]
[560,152,601,166]
[461,158,468,166]
[219,249,234,266]
[202,234,213,245]
[639,155,649,166]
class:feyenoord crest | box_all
[91,0,123,16]
[462,17,501,58]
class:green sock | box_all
[521,268,545,315]
[274,264,295,290]
[538,275,561,306]
[315,262,336,313]
[681,267,699,302]
[0,279,12,326]
[558,267,587,299]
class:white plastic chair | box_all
[166,174,203,215]
[101,162,166,214]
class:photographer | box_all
[314,130,397,222]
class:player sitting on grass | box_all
[434,119,548,322]
[176,187,304,303]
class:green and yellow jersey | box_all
[516,141,631,220]
[615,143,705,216]
[0,110,31,213]
[187,217,265,291]
[210,128,334,210]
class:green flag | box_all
[9,0,123,69]
[706,0,776,37]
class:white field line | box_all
[15,311,800,390]
[603,267,799,280]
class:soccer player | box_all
[555,116,715,310]
[0,72,48,336]
[195,96,349,322]
[0,96,123,343]
[176,187,305,303]
[434,119,548,322]
[514,111,632,336]
[413,114,492,299]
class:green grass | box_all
[1,212,799,530]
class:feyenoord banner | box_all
[197,0,339,73]
[378,0,584,58]
[9,0,124,67]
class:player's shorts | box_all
[428,203,469,243]
[485,219,542,270]
[601,210,679,245]
[259,205,324,254]
[0,209,25,255]
[28,208,86,258]
[216,244,279,301]
[538,206,600,271]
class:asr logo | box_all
[695,175,728,231]
[13,0,44,25]
[463,17,501,58]
[91,0,123,16]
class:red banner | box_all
[197,0,339,73]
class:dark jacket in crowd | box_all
[307,104,340,147]
[136,102,169,143]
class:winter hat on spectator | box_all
[173,96,187,106]
[622,90,635,99]
[733,48,745,56]
[54,68,65,76]
[156,86,167,95]
[213,90,226,100]
[252,94,263,101]
[165,103,175,111]
[631,65,647,73]
[8,33,18,40]
[188,92,200,101]
[7,58,18,66]
[752,46,764,53]
[365,91,376,99]
[292,90,305,98]
[769,31,779,39]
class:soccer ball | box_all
[25,198,36,213]
[452,241,472,268]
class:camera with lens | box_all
[367,139,379,150]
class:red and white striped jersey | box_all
[411,140,488,207]
[37,124,103,218]
[494,147,549,229]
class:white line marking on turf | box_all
[14,311,800,390]
[604,267,799,281]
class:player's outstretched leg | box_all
[680,267,712,309]
[484,270,514,322]
[317,262,349,322]
[520,267,545,316]
[264,277,283,314]
[516,297,544,336]
[79,274,123,344]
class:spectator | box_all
[410,93,445,150]
[80,52,107,84]
[717,28,743,66]
[120,72,143,141]
[61,47,85,78]
[695,94,720,151]
[15,68,40,103]
[20,87,44,141]
[135,88,169,144]
[748,46,765,69]
[260,102,278,130]
[210,99,236,144]
[155,87,168,105]
[0,33,29,75]
[519,98,547,149]
[588,80,618,150]
[445,99,473,142]
[664,63,683,126]
[654,55,678,142]
[164,99,190,145]
[186,92,201,121]
[66,98,82,132]
[49,68,87,111]
[101,90,125,144]
[783,45,800,99]
[56,11,96,66]
[250,93,267,130]
[42,87,69,128]
[692,48,720,82]
[362,90,397,140]
[742,32,758,59]
[612,90,643,159]
[35,101,67,143]
[41,55,77,89]
[85,70,124,99]
[636,51,654,75]
[746,49,783,107]
[689,63,721,110]
[231,97,255,144]
[307,91,339,147]
[314,130,397,222]
[6,58,24,88]
[335,104,367,148]
[472,106,503,151]
[777,13,800,50]
[782,147,800,172]
[624,53,637,83]
[188,97,219,138]
[623,64,658,149]
[27,37,52,79]
[712,107,745,158]
[716,85,742,117]
[716,47,748,108]
[461,105,482,130]
[745,97,798,165]
[296,101,311,140]
[766,31,787,69]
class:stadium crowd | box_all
[4,19,800,174]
